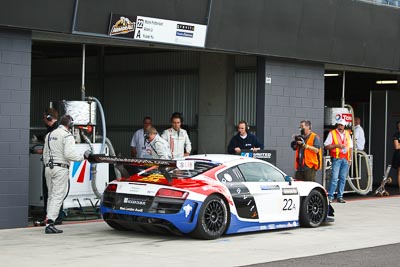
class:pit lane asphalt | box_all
[1,195,399,267]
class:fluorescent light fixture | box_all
[324,73,340,77]
[376,80,398,84]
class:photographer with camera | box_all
[290,120,322,182]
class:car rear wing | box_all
[87,154,220,184]
[87,154,177,184]
[87,154,177,167]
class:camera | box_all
[294,135,305,143]
[290,134,305,150]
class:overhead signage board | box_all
[133,16,207,47]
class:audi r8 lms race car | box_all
[88,154,334,239]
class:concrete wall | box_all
[263,58,325,182]
[0,29,31,229]
[198,53,235,154]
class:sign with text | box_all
[134,16,207,47]
[240,150,277,166]
[177,160,195,170]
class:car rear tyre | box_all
[191,195,228,240]
[299,189,327,228]
[105,220,128,231]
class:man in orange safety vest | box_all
[324,118,353,203]
[291,120,322,182]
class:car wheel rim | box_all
[204,200,225,233]
[307,194,324,224]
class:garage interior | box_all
[30,41,259,157]
[30,41,400,192]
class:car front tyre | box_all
[299,189,327,228]
[191,195,228,240]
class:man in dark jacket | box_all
[227,120,263,154]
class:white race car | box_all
[89,154,334,239]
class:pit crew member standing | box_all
[130,116,152,158]
[43,115,90,234]
[354,117,365,151]
[146,127,172,160]
[324,119,353,203]
[39,108,63,226]
[44,108,59,133]
[290,120,322,182]
[227,120,263,154]
[161,112,191,158]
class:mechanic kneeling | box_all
[43,115,91,234]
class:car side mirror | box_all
[285,176,293,186]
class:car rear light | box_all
[106,184,117,192]
[156,188,188,199]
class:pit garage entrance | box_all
[28,41,400,223]
[324,66,400,188]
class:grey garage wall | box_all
[263,58,325,182]
[0,29,31,229]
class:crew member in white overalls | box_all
[43,115,90,234]
[146,127,172,160]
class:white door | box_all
[238,162,299,223]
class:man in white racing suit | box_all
[161,112,191,159]
[43,115,90,234]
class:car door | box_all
[237,162,300,223]
[216,166,260,220]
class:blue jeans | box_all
[328,158,349,200]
